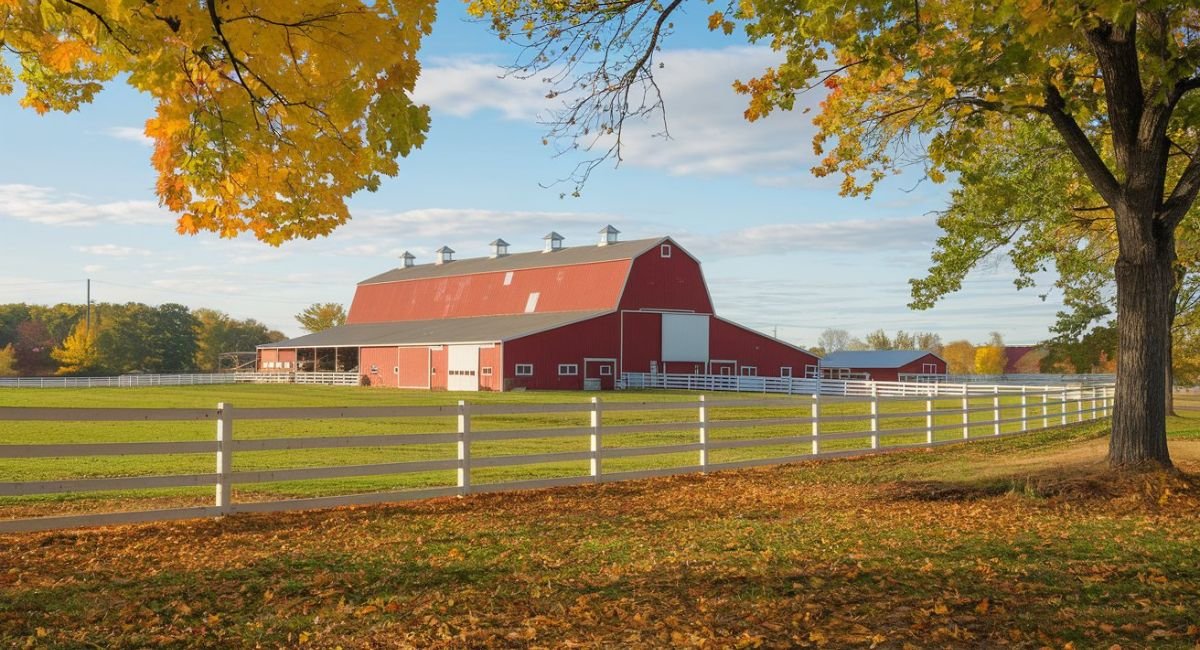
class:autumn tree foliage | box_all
[0,0,436,244]
[475,0,1200,468]
[0,344,17,377]
[295,303,347,333]
[51,320,102,376]
[941,340,976,375]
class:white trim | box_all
[515,364,534,376]
[558,363,579,376]
[780,367,792,378]
[739,366,757,377]
[599,366,612,376]
[660,243,672,258]
[481,367,493,376]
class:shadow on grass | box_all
[884,464,1200,505]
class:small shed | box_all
[819,350,947,382]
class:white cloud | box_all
[414,57,548,121]
[0,184,167,227]
[416,47,823,182]
[72,244,152,257]
[350,207,620,242]
[103,126,153,147]
[686,215,940,259]
[82,264,106,273]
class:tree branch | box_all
[1041,84,1122,209]
[1162,143,1200,229]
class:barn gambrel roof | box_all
[358,237,666,285]
[819,350,945,368]
[260,310,611,349]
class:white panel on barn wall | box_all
[661,313,709,362]
[525,292,540,313]
[447,345,480,392]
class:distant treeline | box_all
[0,303,285,377]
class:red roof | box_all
[348,238,665,324]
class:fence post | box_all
[457,400,471,496]
[962,392,970,439]
[925,396,933,445]
[993,385,1001,436]
[698,395,708,470]
[590,396,602,482]
[1020,386,1028,432]
[811,393,820,455]
[1077,388,1084,423]
[870,384,879,450]
[215,402,233,515]
[1042,391,1049,429]
[1061,388,1068,425]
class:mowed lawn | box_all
[0,404,1198,648]
[0,384,1104,519]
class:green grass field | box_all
[2,397,1198,648]
[0,384,1115,518]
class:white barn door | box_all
[447,345,480,391]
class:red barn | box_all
[259,228,818,390]
[819,350,947,382]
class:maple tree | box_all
[51,319,101,375]
[295,302,347,333]
[0,0,436,244]
[475,0,1200,467]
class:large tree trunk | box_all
[1109,230,1175,468]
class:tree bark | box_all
[1109,226,1175,468]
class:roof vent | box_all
[490,238,510,258]
[435,246,454,265]
[543,231,564,253]
[598,224,620,246]
[400,251,416,268]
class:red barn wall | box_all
[503,313,619,390]
[620,311,662,374]
[710,318,819,377]
[844,355,947,382]
[397,347,431,388]
[347,260,631,324]
[429,346,448,390]
[479,346,501,391]
[618,241,714,313]
[360,347,398,387]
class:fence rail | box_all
[0,382,1114,534]
[0,372,359,388]
[619,372,1112,396]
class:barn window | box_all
[370,365,379,374]
[393,366,399,374]
[922,362,938,374]
[740,366,757,376]
[558,364,579,376]
[660,243,672,258]
[516,364,534,376]
[482,367,493,376]
[503,271,514,286]
[780,367,792,378]
[720,366,732,376]
[599,366,612,376]
[804,364,818,378]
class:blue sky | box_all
[0,4,1064,346]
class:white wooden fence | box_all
[620,372,1110,396]
[0,383,1114,534]
[0,372,360,388]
